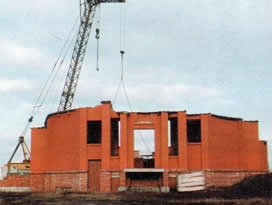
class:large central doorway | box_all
[134,129,155,168]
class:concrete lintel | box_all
[124,168,165,173]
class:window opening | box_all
[87,121,101,144]
[111,119,120,156]
[187,120,201,142]
[168,118,178,156]
[134,129,155,168]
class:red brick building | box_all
[28,101,268,192]
[0,101,268,192]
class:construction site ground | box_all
[0,173,272,205]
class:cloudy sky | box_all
[0,0,271,167]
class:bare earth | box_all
[0,191,272,205]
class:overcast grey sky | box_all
[0,0,271,167]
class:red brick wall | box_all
[129,179,161,187]
[208,117,241,169]
[167,170,269,190]
[110,158,120,170]
[30,174,45,192]
[0,174,30,187]
[100,171,111,192]
[239,122,268,170]
[120,171,126,187]
[31,109,86,174]
[207,117,268,171]
[111,177,120,192]
[188,144,202,170]
[205,170,268,188]
[87,144,101,160]
[168,157,178,169]
[30,172,87,192]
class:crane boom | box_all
[58,0,125,112]
[58,0,97,112]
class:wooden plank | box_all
[177,181,205,187]
[178,176,205,183]
[178,186,205,192]
[178,171,204,179]
[178,180,205,187]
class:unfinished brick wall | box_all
[30,172,87,192]
[205,170,268,188]
[0,174,30,187]
[30,104,268,193]
[167,170,269,191]
[30,174,45,192]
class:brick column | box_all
[79,108,88,171]
[178,112,187,170]
[119,114,128,191]
[161,112,169,192]
[155,114,161,168]
[100,171,111,192]
[127,113,135,168]
[201,114,209,169]
[118,171,127,191]
[120,113,128,169]
[161,112,169,169]
[161,171,170,192]
[101,104,111,170]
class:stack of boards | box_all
[177,171,206,192]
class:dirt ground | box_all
[0,191,272,205]
[1,173,272,205]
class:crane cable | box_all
[112,5,127,107]
[95,5,101,71]
[112,5,152,155]
[32,15,80,117]
[19,15,80,137]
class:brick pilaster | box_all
[178,112,187,170]
[100,171,111,192]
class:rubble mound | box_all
[229,173,272,197]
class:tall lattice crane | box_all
[58,0,125,112]
[5,0,125,174]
